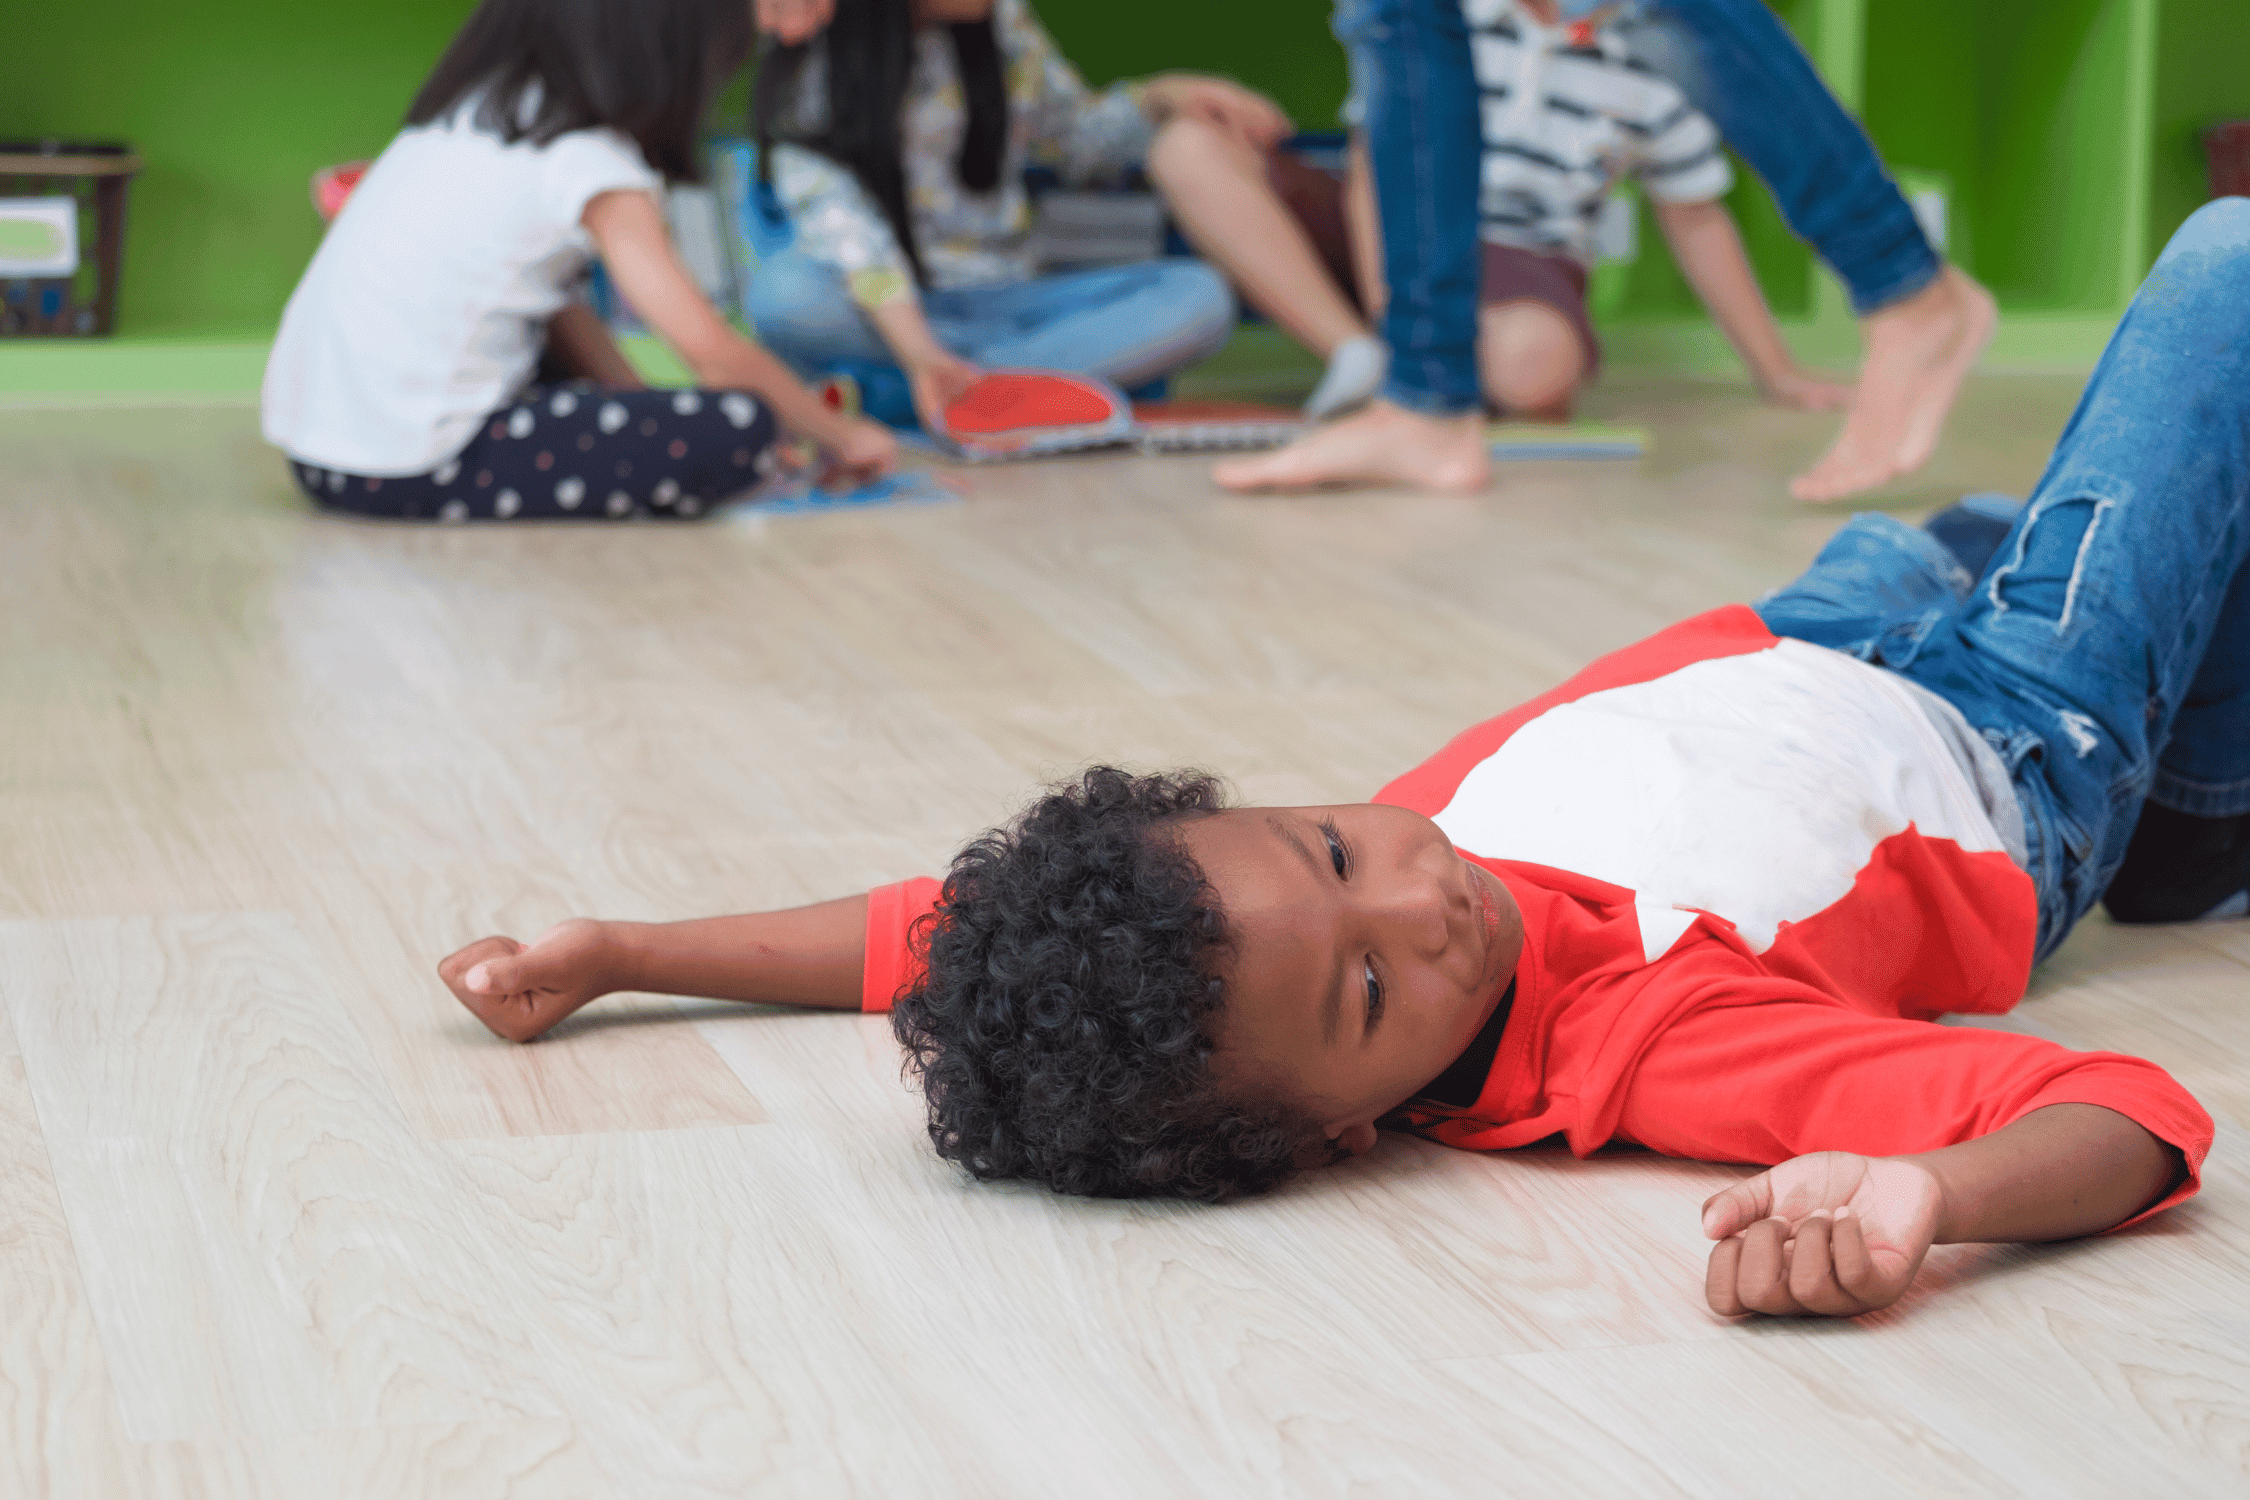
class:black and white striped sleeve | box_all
[1629,84,1733,204]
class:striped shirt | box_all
[1464,0,1732,262]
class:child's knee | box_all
[1479,301,1585,412]
[1147,115,1248,180]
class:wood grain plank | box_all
[1435,1338,2022,1498]
[0,1004,150,1499]
[9,382,2247,1497]
[0,914,571,1442]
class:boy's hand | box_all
[1761,367,1856,413]
[438,919,622,1043]
[1701,1151,1941,1317]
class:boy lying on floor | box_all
[438,203,2250,1319]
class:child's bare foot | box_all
[1791,267,1996,504]
[1214,400,1490,493]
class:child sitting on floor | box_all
[740,0,1252,437]
[436,202,2250,1319]
[261,0,895,524]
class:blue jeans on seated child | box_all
[1757,200,2250,960]
[742,249,1235,417]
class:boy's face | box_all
[1174,805,1525,1159]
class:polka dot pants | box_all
[290,383,782,522]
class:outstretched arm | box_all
[439,896,869,1043]
[1652,197,1852,413]
[581,188,896,477]
[1701,1103,2183,1318]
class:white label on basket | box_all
[0,197,80,277]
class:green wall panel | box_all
[1039,2,1350,134]
[1866,0,2153,315]
[3,0,2231,365]
[2149,0,2249,263]
[1,0,478,337]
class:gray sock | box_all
[1303,335,1388,421]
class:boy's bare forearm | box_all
[1652,198,1797,388]
[604,895,870,1011]
[1907,1103,2182,1244]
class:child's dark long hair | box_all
[407,0,755,182]
[753,0,1010,283]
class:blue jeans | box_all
[1628,0,1940,316]
[1339,0,1943,413]
[1757,200,2250,961]
[1333,0,1484,416]
[742,249,1235,400]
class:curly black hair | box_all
[890,767,1317,1202]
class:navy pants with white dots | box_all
[290,383,782,522]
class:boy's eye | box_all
[1364,960,1385,1028]
[1323,820,1350,878]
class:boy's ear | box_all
[1330,1121,1379,1158]
[1292,1120,1378,1168]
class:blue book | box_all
[724,469,961,519]
[1487,423,1648,460]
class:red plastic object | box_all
[310,160,371,222]
[943,372,1118,435]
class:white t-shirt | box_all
[261,100,662,476]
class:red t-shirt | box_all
[859,608,2210,1223]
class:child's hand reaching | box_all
[439,919,620,1043]
[826,414,899,482]
[1700,1150,1941,1317]
[905,351,984,444]
[1761,366,1856,413]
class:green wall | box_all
[0,0,1348,341]
[2,1,476,337]
[5,0,2241,349]
[2150,0,2248,263]
[1042,3,1350,133]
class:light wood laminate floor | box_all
[4,377,2246,1499]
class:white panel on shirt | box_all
[1432,639,2008,953]
[1634,901,1702,964]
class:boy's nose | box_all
[1368,858,1458,956]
